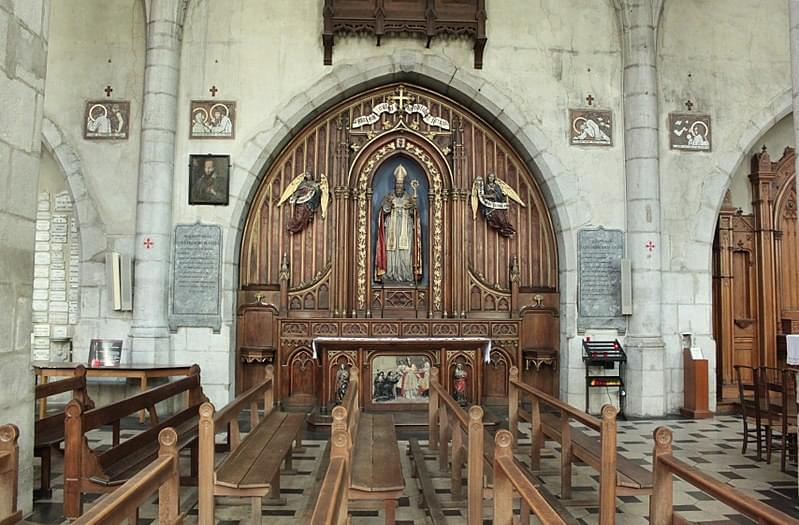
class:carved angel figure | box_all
[470,173,526,237]
[277,172,330,234]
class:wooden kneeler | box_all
[0,425,21,525]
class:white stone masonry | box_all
[130,0,184,363]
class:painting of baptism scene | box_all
[371,355,431,403]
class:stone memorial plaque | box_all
[35,231,50,242]
[169,223,222,332]
[36,221,49,231]
[35,242,49,252]
[32,300,48,312]
[33,278,49,289]
[34,266,49,278]
[33,325,50,337]
[51,269,66,280]
[52,325,69,339]
[49,312,68,324]
[51,281,66,291]
[50,290,67,302]
[578,227,625,331]
[31,312,47,323]
[35,253,50,265]
[33,289,49,301]
[50,301,68,312]
[51,233,67,244]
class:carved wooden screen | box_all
[239,84,558,319]
[772,149,799,323]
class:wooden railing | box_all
[508,366,618,525]
[72,428,182,525]
[493,430,567,525]
[428,366,483,525]
[0,424,21,525]
[310,367,360,524]
[650,426,799,525]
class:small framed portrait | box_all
[83,101,130,140]
[669,113,712,151]
[190,100,236,139]
[189,154,230,206]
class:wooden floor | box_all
[21,413,799,524]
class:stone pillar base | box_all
[623,336,666,417]
[130,326,172,365]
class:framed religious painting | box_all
[569,109,613,146]
[188,154,230,205]
[83,101,130,140]
[189,100,236,139]
[669,113,712,151]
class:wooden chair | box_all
[759,366,797,471]
[0,425,21,525]
[63,365,205,518]
[492,430,566,525]
[508,366,650,525]
[34,364,94,498]
[734,364,763,458]
[72,428,182,525]
[426,366,484,525]
[198,365,305,525]
[650,426,799,525]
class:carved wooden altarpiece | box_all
[237,84,559,409]
[713,147,798,395]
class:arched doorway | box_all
[236,84,560,409]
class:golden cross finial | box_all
[390,86,413,110]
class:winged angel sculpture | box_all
[471,173,526,237]
[277,172,330,234]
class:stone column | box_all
[130,0,183,363]
[0,1,51,513]
[617,0,666,416]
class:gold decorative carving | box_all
[355,135,445,311]
[289,261,332,292]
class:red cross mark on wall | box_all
[645,241,656,252]
[143,238,154,249]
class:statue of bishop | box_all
[375,164,423,283]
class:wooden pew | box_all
[35,364,94,497]
[492,430,566,525]
[650,426,799,525]
[319,368,404,525]
[72,428,182,525]
[0,425,21,525]
[198,365,305,525]
[427,366,484,525]
[310,414,352,525]
[508,366,651,525]
[63,365,205,518]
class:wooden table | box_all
[33,361,194,423]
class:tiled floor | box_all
[23,415,799,524]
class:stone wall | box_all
[0,0,50,514]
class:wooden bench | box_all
[316,367,404,525]
[650,426,799,525]
[72,428,183,525]
[34,364,94,498]
[310,412,353,524]
[509,366,651,525]
[426,366,484,525]
[63,365,205,518]
[198,365,305,525]
[0,425,21,525]
[492,429,566,525]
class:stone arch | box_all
[225,51,577,287]
[703,88,794,243]
[40,117,108,265]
